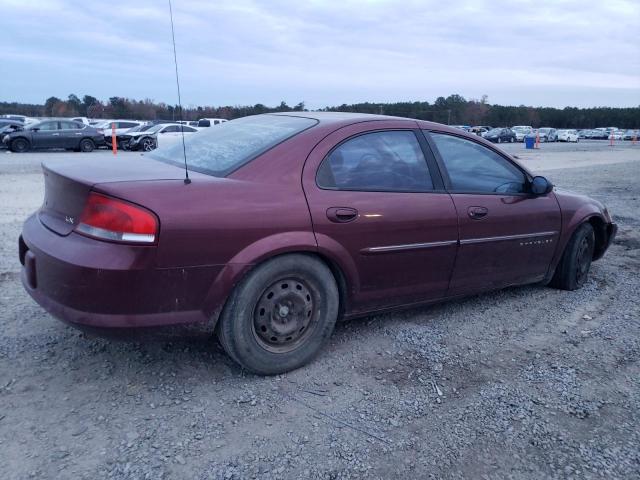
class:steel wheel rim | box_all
[252,277,317,353]
[575,236,592,285]
[15,140,27,152]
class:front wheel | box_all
[217,254,339,375]
[497,138,502,144]
[550,223,595,290]
[140,137,156,152]
[509,137,514,143]
[10,138,30,153]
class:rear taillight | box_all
[76,192,158,244]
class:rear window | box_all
[148,115,318,177]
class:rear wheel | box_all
[10,138,30,153]
[217,254,339,375]
[79,139,95,152]
[550,223,595,290]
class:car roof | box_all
[269,111,449,131]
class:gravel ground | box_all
[0,142,639,479]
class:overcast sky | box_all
[2,0,639,109]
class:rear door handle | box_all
[327,207,358,223]
[468,206,488,219]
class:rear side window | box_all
[317,131,433,192]
[429,132,526,194]
[149,115,318,177]
[119,122,139,129]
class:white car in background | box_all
[94,119,145,136]
[557,129,579,142]
[608,130,624,140]
[127,123,199,151]
[71,117,92,126]
[198,118,228,127]
[511,125,533,142]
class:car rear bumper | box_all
[20,214,222,328]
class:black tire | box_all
[79,139,95,152]
[550,223,595,291]
[10,138,30,153]
[216,254,339,375]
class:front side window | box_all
[149,114,317,177]
[316,131,433,192]
[429,132,526,194]
[35,121,59,131]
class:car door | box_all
[59,121,83,148]
[302,121,459,313]
[425,131,561,295]
[31,121,61,148]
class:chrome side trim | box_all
[362,240,458,254]
[460,231,558,245]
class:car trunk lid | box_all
[38,156,191,236]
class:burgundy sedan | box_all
[20,113,617,374]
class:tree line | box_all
[1,94,638,128]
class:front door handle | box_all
[468,206,488,219]
[51,133,60,136]
[327,207,358,223]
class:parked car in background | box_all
[557,129,579,142]
[483,127,516,143]
[528,128,558,142]
[608,130,624,140]
[0,119,23,130]
[1,114,27,122]
[623,130,639,141]
[19,113,617,374]
[198,118,228,127]
[469,126,488,136]
[0,121,24,148]
[122,123,199,151]
[154,124,199,149]
[94,120,145,137]
[71,117,91,126]
[511,126,533,142]
[2,119,104,152]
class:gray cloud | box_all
[1,0,639,108]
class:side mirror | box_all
[530,176,553,195]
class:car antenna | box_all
[168,0,190,184]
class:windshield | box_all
[487,128,501,134]
[148,115,318,177]
[539,128,551,133]
[126,124,153,133]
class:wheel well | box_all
[587,216,607,259]
[212,250,350,329]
